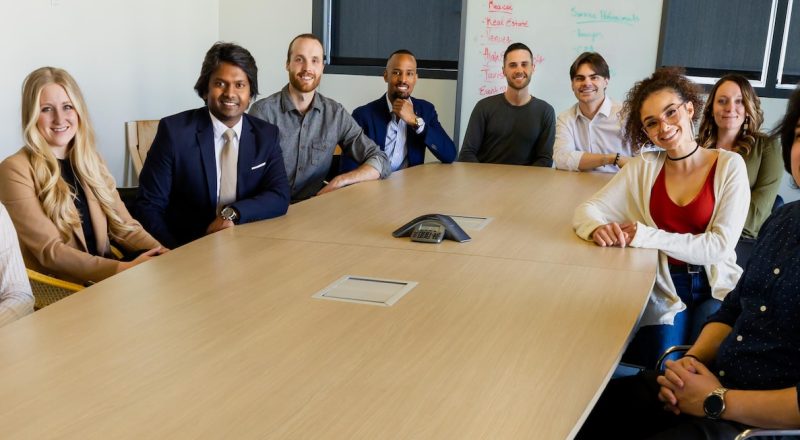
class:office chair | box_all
[26,269,83,310]
[123,120,159,186]
[657,345,800,440]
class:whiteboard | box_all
[455,0,664,146]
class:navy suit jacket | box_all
[136,108,290,248]
[346,94,456,172]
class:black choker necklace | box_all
[666,143,700,161]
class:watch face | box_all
[221,207,236,220]
[703,394,724,418]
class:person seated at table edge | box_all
[553,51,633,173]
[136,42,290,249]
[348,49,456,173]
[249,33,390,202]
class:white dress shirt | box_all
[0,203,33,327]
[209,112,243,203]
[553,97,631,173]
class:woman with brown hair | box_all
[698,74,783,240]
[573,68,750,367]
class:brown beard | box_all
[289,73,320,93]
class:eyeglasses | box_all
[641,102,687,136]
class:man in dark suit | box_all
[348,50,456,172]
[136,42,290,248]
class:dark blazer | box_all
[346,94,456,172]
[136,108,290,248]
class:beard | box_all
[289,72,321,93]
[506,74,531,91]
[390,89,411,101]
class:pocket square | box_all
[251,162,266,170]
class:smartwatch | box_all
[220,206,239,223]
[703,387,728,419]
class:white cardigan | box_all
[573,149,750,327]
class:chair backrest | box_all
[125,120,159,178]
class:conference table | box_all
[0,163,656,439]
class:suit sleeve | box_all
[135,120,179,249]
[532,103,555,167]
[417,104,456,164]
[229,126,290,223]
[458,104,484,162]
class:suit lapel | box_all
[81,182,109,255]
[196,110,217,208]
[237,116,256,195]
[376,94,392,150]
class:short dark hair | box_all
[194,42,258,99]
[569,52,610,80]
[503,42,532,64]
[773,85,800,175]
[621,67,703,152]
[286,33,324,63]
[387,49,415,64]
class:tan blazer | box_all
[0,149,161,285]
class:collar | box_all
[280,84,323,114]
[208,110,243,141]
[576,96,613,120]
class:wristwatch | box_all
[220,206,239,223]
[703,387,729,419]
[414,116,425,130]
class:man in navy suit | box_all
[348,50,456,172]
[136,42,290,248]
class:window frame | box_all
[656,0,795,98]
[311,0,461,80]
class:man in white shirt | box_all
[0,203,33,326]
[553,52,632,173]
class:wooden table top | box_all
[0,164,656,439]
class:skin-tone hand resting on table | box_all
[573,67,749,368]
[577,84,800,439]
[0,67,165,285]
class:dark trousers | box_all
[577,372,754,440]
[622,270,719,368]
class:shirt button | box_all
[736,335,743,342]
[719,370,725,376]
[760,305,767,312]
[774,268,780,275]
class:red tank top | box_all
[650,159,718,265]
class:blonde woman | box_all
[0,67,165,285]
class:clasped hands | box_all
[591,222,637,247]
[657,357,723,417]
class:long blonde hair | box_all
[21,67,133,244]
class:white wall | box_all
[1,0,219,183]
